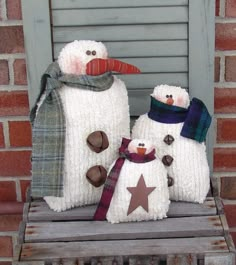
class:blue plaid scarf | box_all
[148,97,212,143]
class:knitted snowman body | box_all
[94,138,170,224]
[48,78,129,211]
[132,85,211,203]
[31,40,140,212]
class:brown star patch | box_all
[127,174,156,215]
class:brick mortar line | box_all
[0,54,25,59]
[0,20,23,26]
[213,172,236,177]
[0,146,32,151]
[15,178,22,202]
[215,51,236,56]
[0,177,31,181]
[222,199,236,205]
[0,258,12,262]
[219,54,225,83]
[214,82,236,88]
[12,234,19,258]
[0,231,18,236]
[8,57,14,86]
[0,85,28,91]
[1,0,7,20]
[2,120,10,148]
[219,0,225,17]
[0,116,30,122]
[214,114,236,118]
[215,18,236,23]
[230,227,236,232]
[214,143,236,148]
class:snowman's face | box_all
[128,139,155,156]
[58,40,108,75]
[152,84,190,108]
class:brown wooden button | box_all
[162,155,174,166]
[86,165,107,187]
[87,131,109,153]
[163,134,175,145]
[167,175,174,187]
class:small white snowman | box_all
[31,40,140,212]
[132,85,211,203]
[95,138,170,223]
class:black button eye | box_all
[170,95,173,98]
[166,95,169,98]
[92,50,96,56]
[138,143,145,147]
[86,50,91,55]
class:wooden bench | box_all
[13,182,236,265]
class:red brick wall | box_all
[215,0,236,249]
[0,0,31,264]
[0,0,236,263]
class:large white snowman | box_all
[31,40,140,212]
[132,85,211,203]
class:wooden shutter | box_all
[22,0,215,169]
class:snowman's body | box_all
[44,77,130,211]
[132,115,209,203]
[107,157,170,223]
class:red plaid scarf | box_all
[94,138,156,220]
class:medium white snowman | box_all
[132,85,211,203]
[95,138,170,223]
[32,40,140,212]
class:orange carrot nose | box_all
[86,58,141,76]
[137,147,147,156]
[166,97,174,105]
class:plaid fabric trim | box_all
[181,97,212,143]
[30,61,114,198]
[148,96,188,124]
[94,138,156,221]
[31,89,65,197]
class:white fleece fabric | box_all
[44,76,130,212]
[132,114,210,203]
[107,158,170,223]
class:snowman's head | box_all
[58,40,108,75]
[58,40,141,76]
[152,84,190,109]
[128,139,155,156]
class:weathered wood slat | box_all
[51,0,189,9]
[204,253,235,265]
[12,261,46,265]
[120,73,188,89]
[54,40,188,59]
[28,198,216,222]
[91,257,123,265]
[52,56,188,73]
[53,24,188,42]
[119,57,188,73]
[129,256,159,265]
[24,216,223,243]
[20,237,228,261]
[167,254,197,265]
[52,7,188,26]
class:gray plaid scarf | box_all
[30,61,114,198]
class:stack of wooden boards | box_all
[13,190,236,265]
